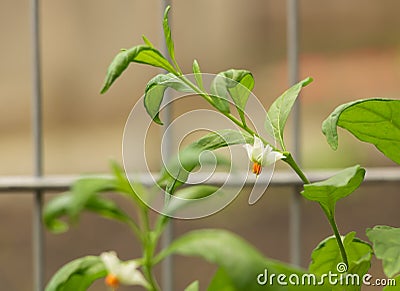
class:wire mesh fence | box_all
[1,1,400,290]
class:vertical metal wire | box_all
[30,0,44,290]
[160,1,174,291]
[287,0,302,267]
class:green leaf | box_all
[68,178,115,219]
[101,45,176,93]
[156,229,266,290]
[184,280,199,291]
[163,5,176,64]
[210,74,231,113]
[383,275,400,290]
[309,232,373,291]
[158,129,252,190]
[265,77,313,150]
[43,192,133,234]
[301,165,365,217]
[220,69,255,126]
[144,73,194,125]
[110,161,135,196]
[157,229,330,291]
[163,185,219,216]
[142,35,154,47]
[322,99,400,164]
[85,196,134,222]
[43,194,73,233]
[45,256,106,291]
[110,161,147,208]
[192,59,204,90]
[208,268,236,291]
[366,225,400,278]
[209,70,255,117]
[192,129,253,151]
[43,177,133,233]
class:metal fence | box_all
[1,1,400,291]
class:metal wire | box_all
[1,168,399,192]
[160,1,174,291]
[287,0,302,267]
[30,0,44,289]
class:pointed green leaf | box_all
[85,196,134,223]
[45,256,106,291]
[208,268,236,291]
[265,77,313,150]
[158,145,225,192]
[43,192,133,234]
[192,129,253,151]
[163,185,219,216]
[68,178,115,219]
[209,70,255,118]
[163,5,176,64]
[142,35,154,47]
[110,161,135,197]
[366,225,400,278]
[43,176,133,233]
[301,165,365,217]
[220,69,255,126]
[192,59,204,90]
[110,161,147,208]
[309,232,373,291]
[158,129,252,190]
[101,45,176,93]
[210,74,231,113]
[322,99,400,164]
[144,73,194,125]
[43,194,73,233]
[157,229,329,291]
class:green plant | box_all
[43,6,400,291]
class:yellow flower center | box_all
[252,162,262,175]
[105,274,120,288]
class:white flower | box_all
[100,251,149,289]
[244,136,284,175]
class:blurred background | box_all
[1,0,399,290]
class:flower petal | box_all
[118,261,149,287]
[253,136,264,150]
[259,144,272,165]
[100,251,120,273]
[251,136,264,163]
[243,144,254,161]
[263,147,284,166]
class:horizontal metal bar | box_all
[0,175,113,192]
[0,167,399,192]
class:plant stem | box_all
[283,144,350,267]
[284,152,349,266]
[283,152,310,184]
[285,151,349,268]
[143,240,160,291]
[323,208,349,268]
[137,205,160,291]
